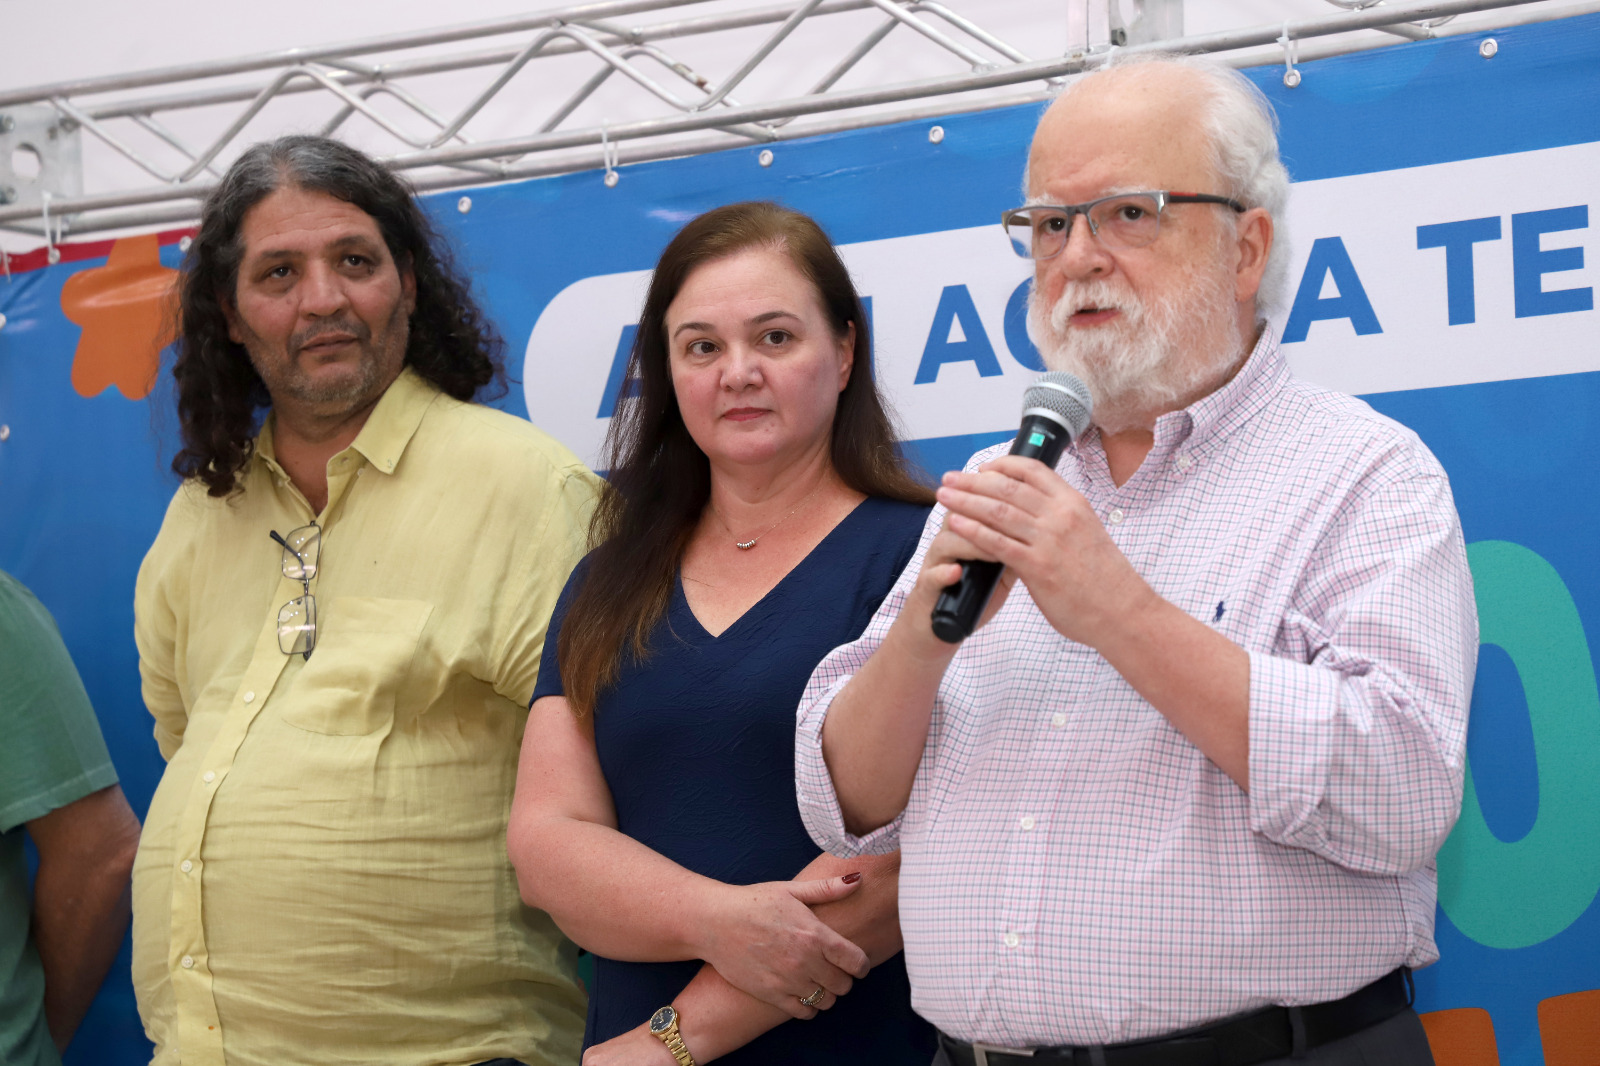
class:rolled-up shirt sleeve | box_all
[1248,470,1478,876]
[796,504,942,858]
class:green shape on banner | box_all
[1438,540,1600,949]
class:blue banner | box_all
[2,13,1597,1063]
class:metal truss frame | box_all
[0,0,1582,239]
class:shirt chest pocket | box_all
[279,597,434,736]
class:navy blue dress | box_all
[533,496,935,1065]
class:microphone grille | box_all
[1022,372,1093,438]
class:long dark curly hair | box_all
[171,135,505,496]
[558,201,934,716]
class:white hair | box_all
[1037,54,1293,317]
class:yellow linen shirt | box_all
[132,369,598,1066]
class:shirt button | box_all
[243,691,255,704]
[1107,508,1125,526]
[1050,712,1067,729]
[181,955,195,969]
[1002,932,1021,949]
[1176,454,1194,471]
[180,860,193,873]
[202,771,216,783]
[1020,816,1036,831]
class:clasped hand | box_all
[922,455,1154,645]
[699,872,869,1019]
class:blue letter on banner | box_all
[597,323,640,418]
[914,284,1004,384]
[1512,206,1594,319]
[1282,237,1383,343]
[1417,216,1502,325]
[1004,279,1046,372]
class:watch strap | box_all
[651,1007,696,1066]
[659,1027,695,1066]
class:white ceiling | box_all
[0,0,1573,251]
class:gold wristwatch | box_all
[649,1004,696,1066]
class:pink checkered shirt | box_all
[795,331,1477,1047]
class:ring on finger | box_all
[799,985,826,1007]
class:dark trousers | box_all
[930,1008,1436,1066]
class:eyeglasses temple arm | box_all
[269,529,313,575]
[1166,192,1249,213]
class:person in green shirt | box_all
[0,569,141,1065]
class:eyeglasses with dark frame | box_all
[1002,191,1248,260]
[269,524,321,659]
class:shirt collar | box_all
[255,415,286,477]
[254,366,440,480]
[1151,327,1288,456]
[347,366,440,477]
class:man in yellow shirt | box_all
[132,135,597,1066]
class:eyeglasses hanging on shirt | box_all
[269,523,321,659]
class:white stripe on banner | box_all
[1276,138,1598,396]
[524,140,1599,469]
[522,228,1038,469]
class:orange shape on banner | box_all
[1420,1008,1500,1066]
[59,234,179,400]
[1539,989,1600,1066]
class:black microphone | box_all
[929,372,1094,644]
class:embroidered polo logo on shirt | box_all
[1213,601,1226,623]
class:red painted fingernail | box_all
[842,872,862,884]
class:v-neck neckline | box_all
[676,497,872,642]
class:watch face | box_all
[649,1006,676,1034]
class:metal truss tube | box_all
[800,16,901,99]
[34,84,1062,238]
[169,66,417,180]
[858,0,995,67]
[624,42,737,102]
[75,0,874,122]
[912,1,1034,64]
[317,57,383,77]
[0,0,1565,230]
[295,69,461,152]
[428,27,615,144]
[320,83,476,148]
[523,41,752,152]
[1376,21,1439,37]
[0,181,212,222]
[690,0,829,110]
[407,85,1061,188]
[760,0,1023,124]
[538,30,713,117]
[377,0,1551,173]
[66,0,1570,245]
[130,113,224,177]
[49,97,184,184]
[0,0,720,108]
[538,66,623,135]
[1151,0,1540,55]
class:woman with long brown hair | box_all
[508,201,936,1065]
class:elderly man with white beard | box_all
[793,55,1477,1066]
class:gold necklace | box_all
[715,482,825,550]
